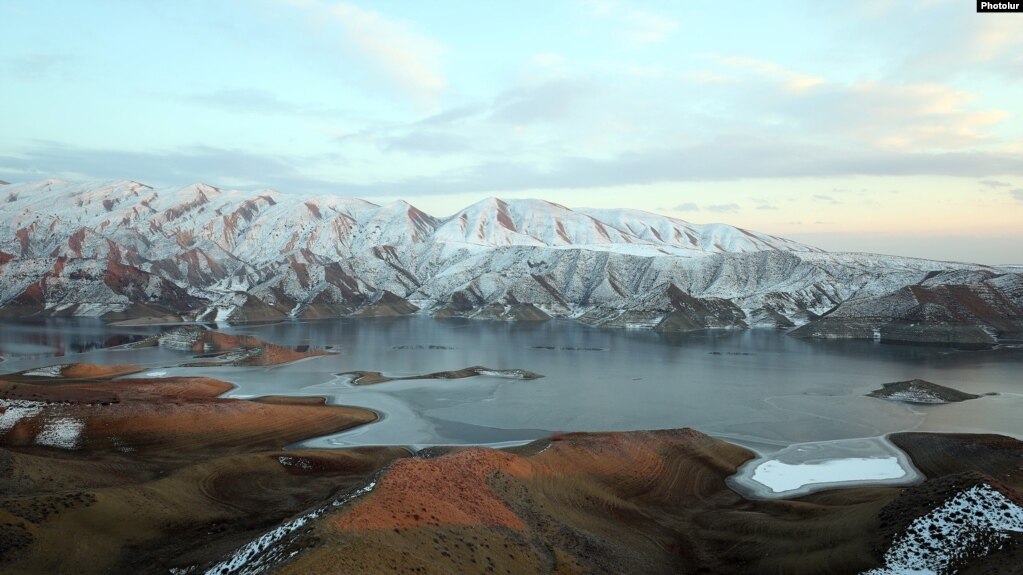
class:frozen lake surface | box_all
[2,317,1021,465]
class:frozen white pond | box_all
[729,436,922,498]
[751,457,906,493]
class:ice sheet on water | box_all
[728,436,921,499]
[751,457,906,493]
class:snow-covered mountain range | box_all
[1,179,1020,346]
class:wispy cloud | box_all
[354,142,1023,196]
[980,179,1011,188]
[1011,189,1023,203]
[971,17,1023,62]
[703,55,1008,152]
[417,104,489,127]
[848,82,1008,150]
[178,88,346,118]
[286,0,446,107]
[579,0,678,45]
[622,10,679,44]
[490,79,592,124]
[381,130,470,155]
[4,53,73,81]
[834,2,1023,81]
[705,203,740,213]
[338,78,595,156]
[671,202,739,214]
[715,55,825,93]
[13,132,1023,199]
[684,71,737,85]
[0,141,345,193]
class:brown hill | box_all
[0,373,383,573]
[217,430,1023,575]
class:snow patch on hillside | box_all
[865,484,1023,575]
[35,417,85,449]
[199,479,378,575]
[0,399,45,432]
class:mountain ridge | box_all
[1,179,1020,346]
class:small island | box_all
[867,379,980,404]
[340,366,543,385]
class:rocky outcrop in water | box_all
[132,326,334,366]
[340,366,543,385]
[867,379,981,404]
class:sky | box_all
[1,0,1021,264]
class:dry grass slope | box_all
[0,371,385,574]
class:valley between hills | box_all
[2,179,1023,574]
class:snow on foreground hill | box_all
[0,179,1020,345]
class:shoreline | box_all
[3,365,1023,573]
[69,314,1022,351]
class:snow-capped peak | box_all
[2,178,1014,337]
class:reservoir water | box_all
[2,317,1021,457]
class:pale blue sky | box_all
[1,1,1022,263]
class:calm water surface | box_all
[2,317,1021,455]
